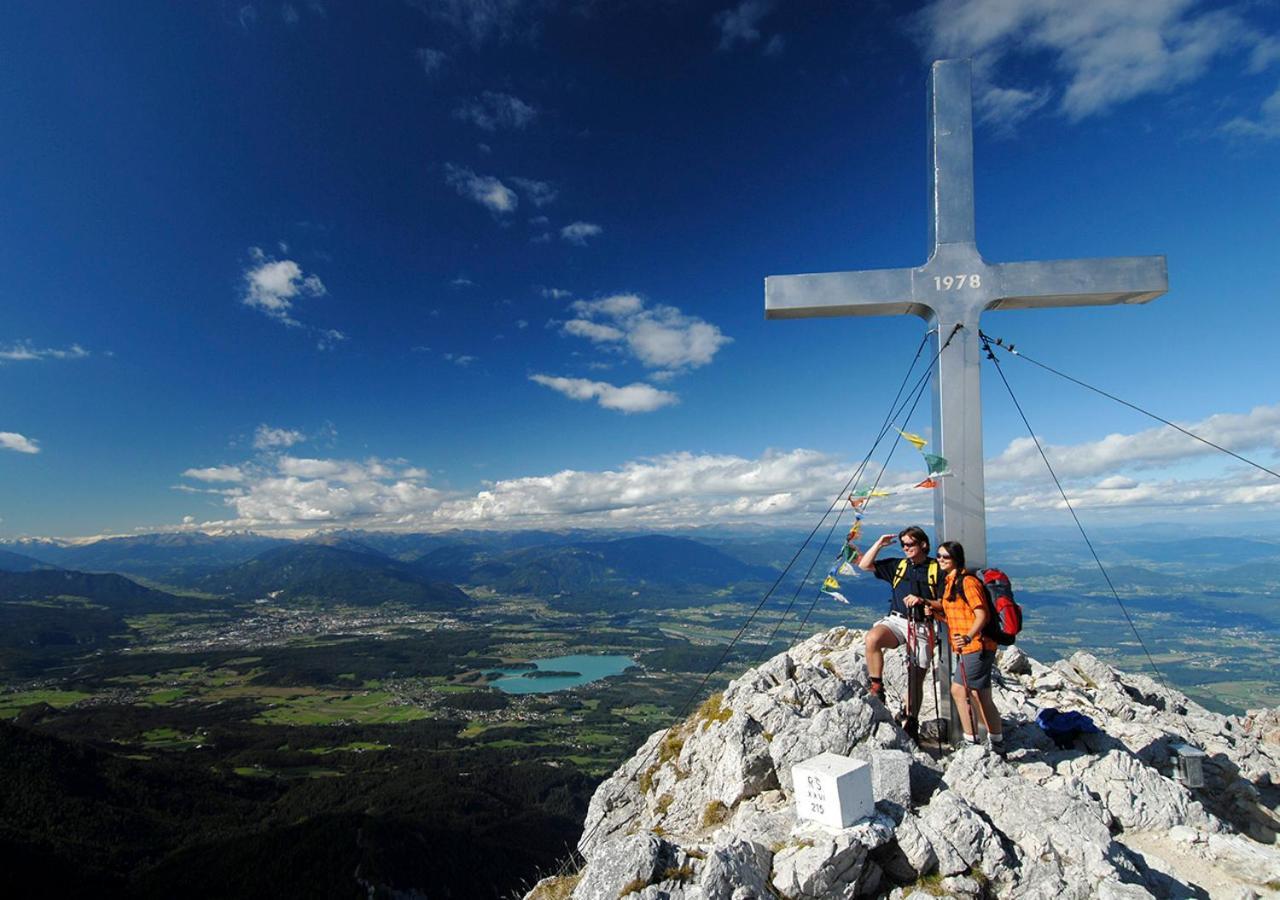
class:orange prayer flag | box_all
[914,477,938,489]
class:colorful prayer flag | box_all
[914,477,938,489]
[822,574,840,591]
[837,561,856,577]
[823,590,850,605]
[923,453,951,476]
[899,430,927,451]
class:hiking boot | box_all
[868,680,884,700]
[989,738,1007,757]
[902,715,920,743]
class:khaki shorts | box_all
[874,614,933,669]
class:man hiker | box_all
[858,525,940,740]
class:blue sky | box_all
[2,0,1278,539]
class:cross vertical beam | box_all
[765,59,1168,745]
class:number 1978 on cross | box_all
[934,274,981,290]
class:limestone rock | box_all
[571,832,688,900]
[539,628,1280,900]
[769,817,893,900]
[698,838,772,900]
[999,644,1032,675]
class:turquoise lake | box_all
[487,654,636,694]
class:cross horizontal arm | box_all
[989,256,1168,311]
[765,268,925,320]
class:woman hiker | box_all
[907,540,1005,754]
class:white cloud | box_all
[182,465,245,482]
[173,409,1280,532]
[714,0,776,51]
[912,0,1263,123]
[563,319,625,343]
[563,294,732,372]
[560,221,602,245]
[254,425,306,450]
[529,374,678,414]
[432,449,845,525]
[444,352,477,366]
[0,341,89,362]
[453,91,537,131]
[242,249,327,325]
[977,84,1051,128]
[0,432,40,454]
[987,470,1280,520]
[510,176,557,206]
[416,47,447,76]
[316,328,346,351]
[540,286,571,299]
[180,453,444,528]
[987,403,1280,481]
[1222,83,1280,140]
[444,163,518,213]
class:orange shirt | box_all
[941,570,996,654]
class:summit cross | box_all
[766,60,1167,742]
[765,59,1167,568]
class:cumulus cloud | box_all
[254,425,306,450]
[560,221,602,245]
[415,47,447,76]
[563,294,732,373]
[242,248,327,325]
[444,163,518,213]
[529,374,678,413]
[987,403,1280,481]
[454,91,537,130]
[433,449,850,524]
[0,341,89,362]
[912,0,1264,123]
[0,432,40,454]
[986,470,1280,521]
[714,0,776,51]
[540,286,571,299]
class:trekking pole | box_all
[956,631,981,742]
[929,618,942,746]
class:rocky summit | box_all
[526,627,1280,900]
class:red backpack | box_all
[977,568,1022,645]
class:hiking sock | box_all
[989,732,1004,744]
[869,677,884,698]
[963,733,979,744]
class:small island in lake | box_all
[523,670,582,679]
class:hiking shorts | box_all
[953,649,995,690]
[874,614,932,670]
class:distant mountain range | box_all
[0,532,287,578]
[0,549,57,572]
[5,528,1278,616]
[197,544,469,609]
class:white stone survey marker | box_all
[792,752,874,829]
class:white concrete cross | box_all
[766,59,1167,738]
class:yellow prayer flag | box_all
[899,430,927,451]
